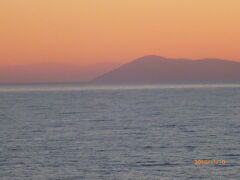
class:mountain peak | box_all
[134,55,167,61]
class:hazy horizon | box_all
[1,55,240,83]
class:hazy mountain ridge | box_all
[0,62,120,83]
[93,55,240,83]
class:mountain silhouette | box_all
[93,55,240,83]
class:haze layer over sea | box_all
[0,82,240,179]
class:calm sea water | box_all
[0,83,240,180]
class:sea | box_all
[0,82,240,180]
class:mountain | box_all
[93,55,240,83]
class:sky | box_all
[0,0,240,82]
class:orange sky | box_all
[0,0,240,66]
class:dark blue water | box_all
[0,83,240,179]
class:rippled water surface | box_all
[0,83,240,180]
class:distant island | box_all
[93,55,240,83]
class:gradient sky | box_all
[1,0,240,67]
